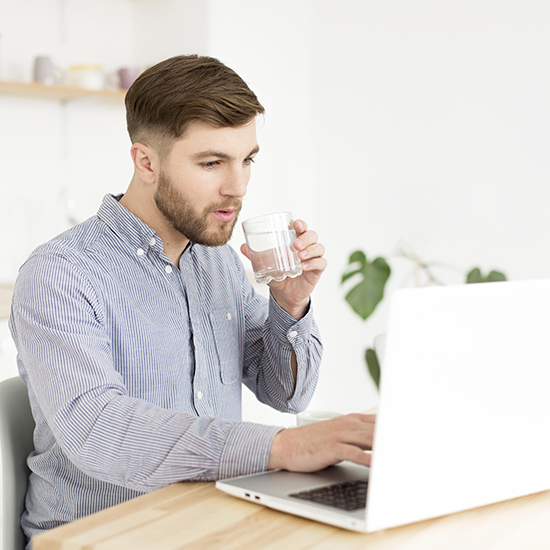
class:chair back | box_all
[0,377,35,550]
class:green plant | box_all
[341,247,506,389]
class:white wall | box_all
[1,0,550,427]
[133,0,210,65]
[309,0,550,414]
[205,0,550,421]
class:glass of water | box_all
[242,212,302,284]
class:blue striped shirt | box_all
[9,194,322,544]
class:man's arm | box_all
[10,253,282,491]
[239,219,326,410]
[246,223,376,473]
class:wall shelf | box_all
[0,80,126,102]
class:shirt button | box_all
[136,248,145,256]
[165,265,173,274]
[149,238,156,246]
[289,330,298,338]
[197,391,203,400]
[226,312,232,321]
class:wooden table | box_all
[33,480,550,549]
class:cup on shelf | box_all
[33,56,63,86]
[68,64,104,90]
[117,67,140,90]
[105,66,141,90]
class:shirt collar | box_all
[97,194,162,255]
[97,194,196,260]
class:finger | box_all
[345,413,376,425]
[294,230,319,251]
[297,243,326,262]
[301,257,328,274]
[341,445,372,468]
[240,243,250,260]
[339,428,375,450]
[293,219,308,236]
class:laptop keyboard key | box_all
[289,479,368,511]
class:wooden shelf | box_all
[0,80,126,102]
[0,283,14,320]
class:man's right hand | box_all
[267,413,376,472]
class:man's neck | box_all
[119,186,189,267]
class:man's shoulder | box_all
[23,216,109,270]
[12,217,112,311]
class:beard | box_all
[154,169,242,247]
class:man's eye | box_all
[202,161,219,169]
[243,157,256,166]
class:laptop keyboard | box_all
[289,479,368,511]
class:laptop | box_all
[216,278,550,532]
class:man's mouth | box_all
[212,209,237,223]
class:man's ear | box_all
[130,142,159,185]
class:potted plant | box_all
[341,246,506,389]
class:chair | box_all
[0,377,35,550]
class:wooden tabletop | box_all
[33,479,550,550]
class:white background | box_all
[1,0,549,428]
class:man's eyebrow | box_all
[192,145,260,161]
[192,150,232,160]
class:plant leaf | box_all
[365,348,380,390]
[466,268,507,284]
[341,250,367,284]
[486,270,507,282]
[466,267,482,284]
[342,251,390,320]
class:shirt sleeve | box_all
[235,253,323,413]
[10,252,282,492]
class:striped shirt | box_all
[9,194,322,545]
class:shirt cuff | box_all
[218,422,284,479]
[268,294,314,348]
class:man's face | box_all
[154,119,259,247]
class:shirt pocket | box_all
[208,308,241,385]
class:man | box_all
[10,55,375,546]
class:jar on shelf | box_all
[68,64,104,90]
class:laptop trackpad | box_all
[226,462,370,500]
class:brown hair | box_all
[125,55,264,154]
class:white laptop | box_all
[216,278,550,532]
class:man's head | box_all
[125,54,265,157]
[124,55,263,249]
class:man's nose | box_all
[221,166,249,198]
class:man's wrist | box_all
[270,292,310,320]
[267,429,287,470]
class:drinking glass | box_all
[242,212,302,284]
